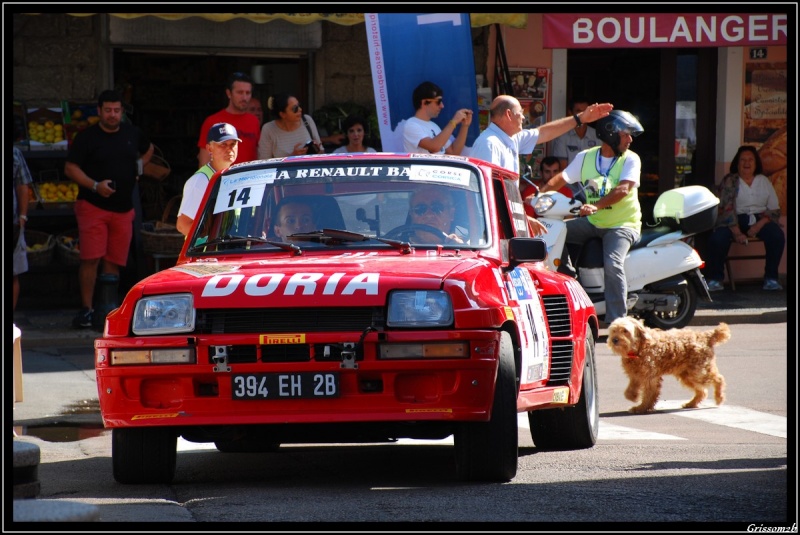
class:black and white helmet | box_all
[594,110,643,154]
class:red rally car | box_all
[95,153,600,484]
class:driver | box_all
[407,186,464,244]
[272,199,316,240]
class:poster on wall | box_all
[510,68,550,177]
[743,61,787,215]
[510,68,549,128]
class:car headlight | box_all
[132,294,195,335]
[386,290,453,328]
[532,195,554,216]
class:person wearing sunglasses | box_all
[258,93,325,159]
[402,81,473,155]
[405,186,464,244]
[197,72,260,167]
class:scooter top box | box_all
[653,185,719,234]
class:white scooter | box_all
[530,184,718,329]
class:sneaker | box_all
[763,279,783,291]
[72,308,93,328]
[706,279,724,292]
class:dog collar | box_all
[626,352,638,359]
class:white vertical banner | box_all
[365,13,479,153]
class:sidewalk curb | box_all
[691,308,787,326]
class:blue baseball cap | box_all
[207,123,242,143]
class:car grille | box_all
[541,294,572,336]
[195,308,382,364]
[195,307,384,334]
[548,340,573,385]
[541,294,574,385]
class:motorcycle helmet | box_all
[594,110,644,155]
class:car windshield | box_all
[186,157,489,255]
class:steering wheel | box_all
[384,223,449,242]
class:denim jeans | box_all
[564,217,639,324]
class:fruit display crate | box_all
[24,229,56,268]
[34,180,78,210]
[27,107,68,151]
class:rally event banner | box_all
[365,13,479,153]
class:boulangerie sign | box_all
[542,13,788,49]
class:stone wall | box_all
[317,22,488,110]
[13,14,103,107]
[13,13,490,112]
[315,22,374,107]
[316,22,489,109]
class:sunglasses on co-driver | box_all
[412,201,448,216]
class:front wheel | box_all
[529,327,599,450]
[112,427,177,484]
[454,331,518,482]
[642,274,698,329]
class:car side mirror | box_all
[508,237,547,269]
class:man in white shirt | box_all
[402,81,473,155]
[178,123,240,236]
[551,96,601,169]
[470,95,613,236]
[471,95,611,175]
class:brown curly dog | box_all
[607,317,730,414]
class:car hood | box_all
[134,252,498,309]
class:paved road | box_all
[9,282,789,523]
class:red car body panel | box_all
[96,153,597,441]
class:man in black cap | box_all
[402,81,472,155]
[177,122,241,236]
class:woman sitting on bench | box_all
[704,145,784,292]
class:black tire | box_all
[529,327,599,450]
[643,274,698,329]
[454,331,518,482]
[112,427,177,484]
[214,440,280,453]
